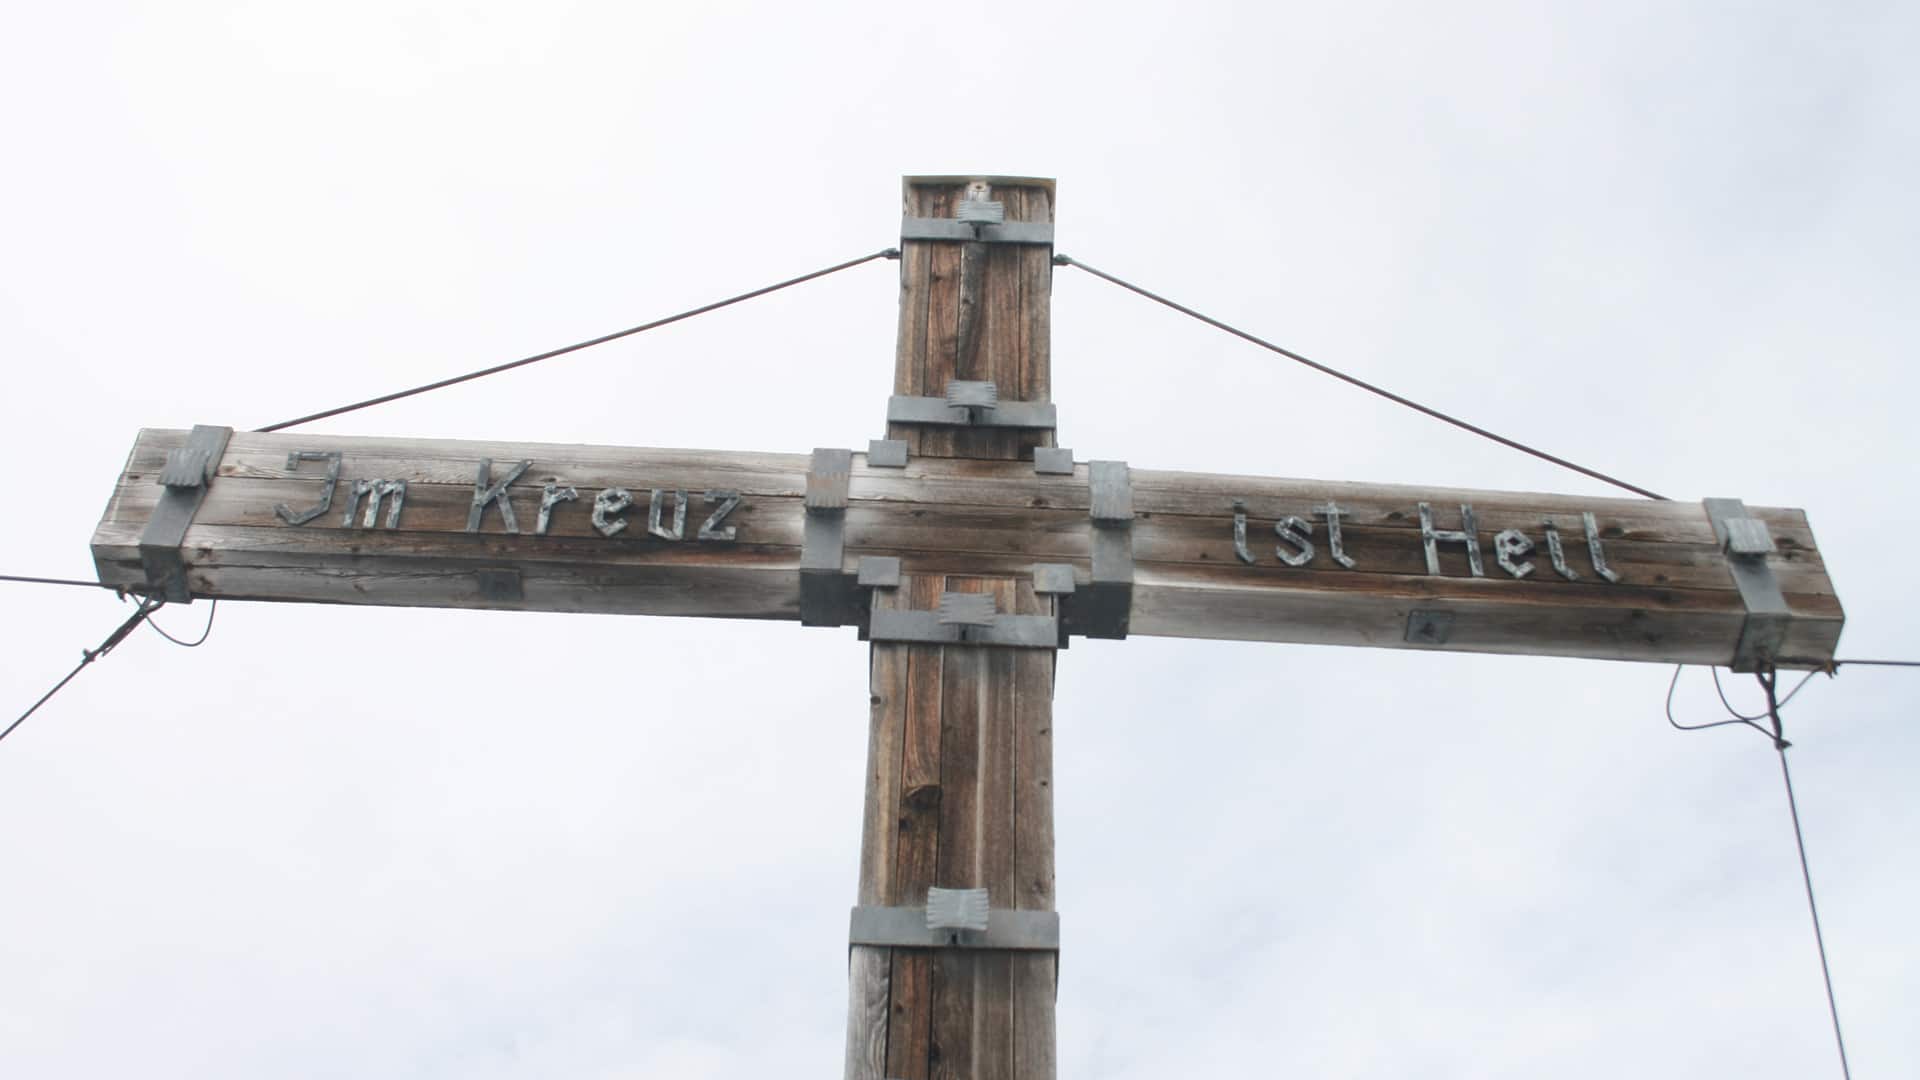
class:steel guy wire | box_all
[256,248,899,433]
[1053,253,1670,501]
[0,598,163,747]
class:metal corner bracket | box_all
[1703,497,1792,672]
[138,424,234,602]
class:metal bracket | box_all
[800,448,859,627]
[1704,498,1792,672]
[926,887,991,932]
[1033,447,1074,475]
[1062,461,1132,640]
[1032,563,1077,596]
[900,216,1054,246]
[850,891,1058,952]
[867,439,909,468]
[475,568,523,603]
[867,591,1060,649]
[1405,610,1455,646]
[857,556,901,589]
[954,199,1005,227]
[138,425,233,602]
[887,389,1057,430]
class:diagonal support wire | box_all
[1055,253,1669,501]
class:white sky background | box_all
[1,2,1914,1076]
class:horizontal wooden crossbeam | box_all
[92,428,1843,668]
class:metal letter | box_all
[466,458,532,534]
[1320,501,1356,569]
[1232,500,1255,565]
[1274,516,1315,567]
[342,479,406,529]
[273,451,341,526]
[1493,528,1535,579]
[591,488,632,537]
[1544,521,1579,580]
[1418,502,1483,577]
[537,484,578,536]
[1583,512,1621,583]
[697,490,741,541]
[648,489,688,541]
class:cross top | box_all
[90,175,1841,1078]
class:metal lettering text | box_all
[1232,500,1255,565]
[343,479,406,529]
[1419,502,1484,577]
[648,489,688,541]
[466,458,532,534]
[1544,521,1579,580]
[1583,511,1621,583]
[697,490,742,541]
[273,451,342,526]
[1274,516,1315,567]
[1321,501,1356,569]
[537,484,579,536]
[592,488,633,537]
[1492,528,1535,579]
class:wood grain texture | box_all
[889,178,1055,462]
[93,427,1842,667]
[844,945,892,1080]
[859,571,1057,1080]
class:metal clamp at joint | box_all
[800,448,858,627]
[138,424,233,602]
[1061,460,1132,640]
[866,590,1061,649]
[1703,497,1792,672]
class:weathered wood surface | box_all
[863,175,1059,1079]
[848,574,1055,1079]
[889,178,1054,462]
[95,427,1843,667]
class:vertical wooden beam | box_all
[849,176,1060,1079]
[889,176,1057,463]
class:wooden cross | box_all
[90,175,1843,1078]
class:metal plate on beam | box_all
[1405,610,1454,645]
[475,568,523,603]
[1033,447,1074,475]
[867,439,909,468]
[1089,461,1133,525]
[805,447,852,511]
[1703,497,1792,671]
[138,424,233,602]
[937,591,998,626]
[1032,563,1076,595]
[857,556,901,589]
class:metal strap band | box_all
[886,395,1058,430]
[867,609,1061,649]
[1066,462,1132,639]
[800,448,855,626]
[849,905,1060,951]
[1703,497,1792,672]
[899,216,1054,246]
[138,424,233,602]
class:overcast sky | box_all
[1,3,1915,1077]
